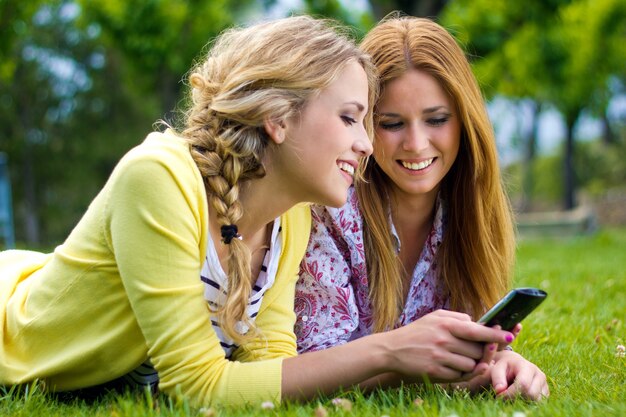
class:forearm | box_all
[282,332,390,400]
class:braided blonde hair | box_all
[181,15,377,343]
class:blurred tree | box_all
[0,0,94,245]
[75,0,257,119]
[368,0,448,19]
[443,0,626,210]
[301,0,375,36]
[1,0,258,246]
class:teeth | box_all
[338,162,355,176]
[401,158,434,171]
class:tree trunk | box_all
[520,101,541,212]
[563,113,577,210]
[14,63,40,246]
[601,112,615,145]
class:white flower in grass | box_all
[512,412,527,417]
[617,344,626,357]
[261,401,275,410]
[331,398,353,411]
[314,405,329,417]
[198,407,216,417]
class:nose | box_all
[353,128,373,157]
[403,124,429,152]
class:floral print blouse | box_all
[295,187,448,353]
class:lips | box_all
[337,161,356,176]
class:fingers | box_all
[491,352,549,401]
[430,309,473,321]
[482,342,498,364]
[490,355,510,395]
[449,320,515,346]
[497,371,549,401]
[498,323,522,351]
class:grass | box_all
[1,228,625,416]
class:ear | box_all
[264,117,287,145]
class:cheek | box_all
[442,126,461,159]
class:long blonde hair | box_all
[181,15,377,343]
[358,15,515,332]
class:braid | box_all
[185,73,263,343]
[177,15,377,345]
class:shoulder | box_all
[108,130,202,199]
[280,203,312,264]
[116,130,194,176]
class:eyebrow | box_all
[345,101,365,112]
[423,105,449,114]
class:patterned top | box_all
[295,187,448,352]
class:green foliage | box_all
[573,136,626,195]
[443,0,626,209]
[2,229,626,415]
[442,0,626,112]
[505,130,626,206]
[300,0,376,37]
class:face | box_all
[373,69,460,203]
[273,60,372,207]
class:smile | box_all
[401,158,434,171]
[338,161,355,177]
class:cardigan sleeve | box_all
[104,137,306,406]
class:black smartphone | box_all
[477,287,547,331]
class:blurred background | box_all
[0,0,625,249]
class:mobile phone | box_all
[477,287,547,331]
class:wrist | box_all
[364,331,395,374]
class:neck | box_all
[388,188,438,239]
[207,169,301,254]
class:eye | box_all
[341,115,357,125]
[378,121,403,131]
[427,115,450,127]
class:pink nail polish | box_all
[505,334,513,343]
[489,344,496,351]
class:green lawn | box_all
[2,228,625,416]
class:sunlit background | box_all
[1,0,625,248]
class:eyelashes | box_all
[341,115,358,125]
[378,114,451,131]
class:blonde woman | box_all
[296,16,549,400]
[0,16,378,405]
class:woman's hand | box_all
[453,349,549,401]
[384,309,516,382]
[491,349,549,400]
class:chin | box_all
[321,188,348,208]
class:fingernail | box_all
[505,333,513,342]
[494,383,506,393]
[489,344,496,351]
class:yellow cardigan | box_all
[0,130,311,406]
